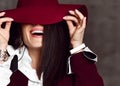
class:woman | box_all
[0,0,104,86]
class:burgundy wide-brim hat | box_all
[1,0,88,25]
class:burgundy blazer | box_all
[8,52,104,86]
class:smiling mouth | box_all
[31,30,44,36]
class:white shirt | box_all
[0,45,43,86]
[0,44,97,86]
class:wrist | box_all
[0,44,8,51]
[72,42,83,48]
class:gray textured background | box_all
[0,0,120,86]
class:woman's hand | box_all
[0,12,13,50]
[63,9,86,48]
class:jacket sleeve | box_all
[70,52,104,86]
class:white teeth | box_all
[32,30,43,34]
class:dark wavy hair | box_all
[9,21,71,86]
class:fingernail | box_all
[63,16,66,19]
[1,12,5,15]
[10,18,14,21]
[75,9,79,12]
[69,10,73,13]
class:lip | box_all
[30,27,44,38]
[31,27,43,31]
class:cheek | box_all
[22,31,30,44]
[22,28,30,44]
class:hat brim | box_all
[2,5,87,25]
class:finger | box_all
[65,20,77,38]
[63,16,79,24]
[66,20,74,29]
[0,12,5,17]
[69,10,79,19]
[75,9,84,20]
[0,17,13,25]
[81,17,86,29]
[5,21,12,31]
[69,10,76,16]
[69,10,75,15]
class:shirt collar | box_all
[18,47,42,83]
[7,45,42,83]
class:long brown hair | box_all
[9,21,71,86]
[41,21,70,86]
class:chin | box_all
[32,45,42,49]
[27,44,42,49]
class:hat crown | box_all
[17,0,59,7]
